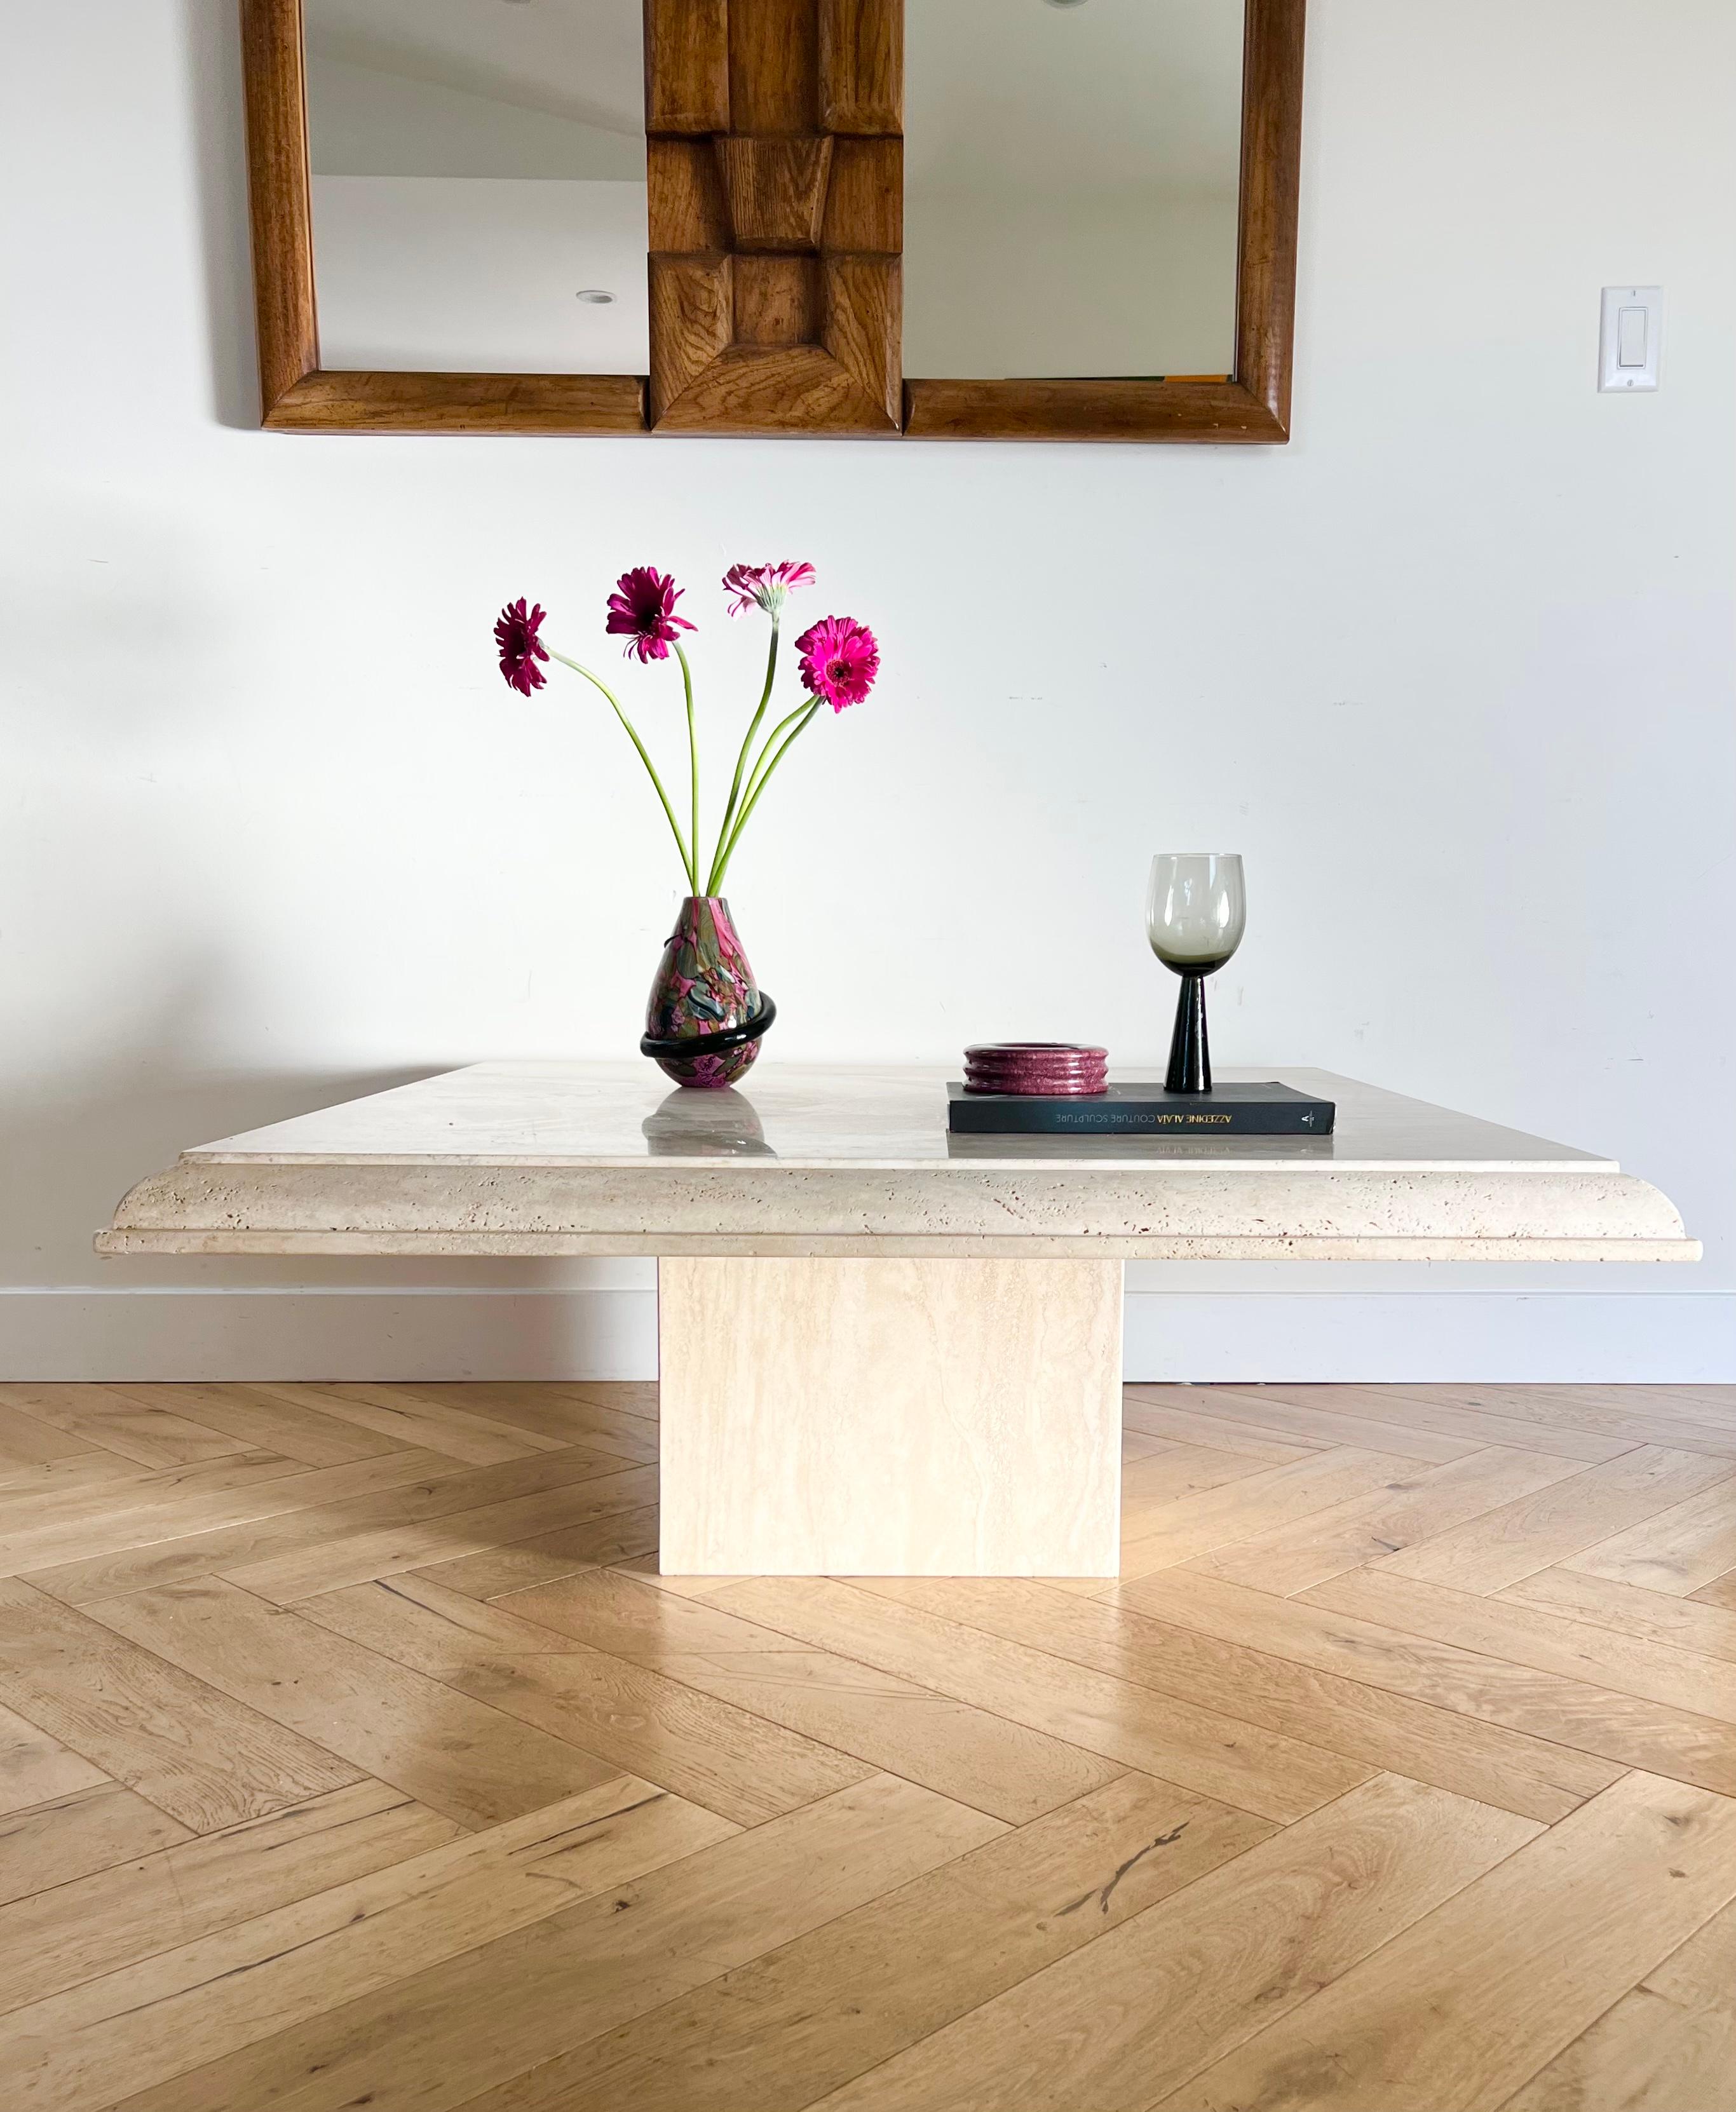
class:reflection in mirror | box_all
[904,0,1245,380]
[303,0,647,374]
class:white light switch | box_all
[1600,285,1662,391]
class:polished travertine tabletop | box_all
[159,1062,1608,1170]
[97,1063,1698,1262]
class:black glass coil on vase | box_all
[1146,853,1247,1093]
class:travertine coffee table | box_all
[98,1063,1697,1578]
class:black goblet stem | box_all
[1165,972,1212,1094]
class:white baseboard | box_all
[1,1286,1731,1384]
[1123,1290,1735,1385]
[0,1287,657,1383]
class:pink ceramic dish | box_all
[962,1043,1109,1097]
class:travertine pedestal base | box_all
[657,1257,1123,1577]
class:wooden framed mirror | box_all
[241,0,1302,441]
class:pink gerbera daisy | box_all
[722,560,817,619]
[604,567,695,663]
[494,599,548,695]
[795,616,879,712]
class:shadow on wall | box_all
[182,0,263,431]
[0,969,662,1380]
[0,968,442,1289]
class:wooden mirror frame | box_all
[241,0,1302,442]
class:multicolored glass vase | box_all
[642,897,771,1088]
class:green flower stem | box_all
[706,623,780,895]
[715,697,818,881]
[675,644,701,897]
[548,649,694,890]
[735,696,815,813]
[710,700,822,891]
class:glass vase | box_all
[643,897,769,1088]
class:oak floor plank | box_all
[298,1569,773,1675]
[564,1379,660,1422]
[0,1453,364,1578]
[109,1383,406,1468]
[288,1576,877,1826]
[808,1773,1539,2112]
[486,1566,1126,1825]
[7,1776,738,2112]
[1625,1383,1736,1415]
[84,1578,625,1829]
[714,1576,1373,1824]
[1306,1568,1736,1726]
[1498,1891,1736,2112]
[0,1782,191,1908]
[0,1402,98,1470]
[414,1503,663,1601]
[1463,1379,1736,1431]
[1116,1445,1282,1530]
[0,1780,460,2016]
[1120,1391,1327,1461]
[1690,1567,1736,1611]
[1184,1447,1587,1597]
[264,1383,569,1465]
[1246,1384,1638,1463]
[1159,1771,1736,2112]
[612,1554,744,1598]
[1501,1563,1736,1663]
[411,1566,808,1661]
[0,1696,110,1817]
[1122,1567,1736,1798]
[220,1461,659,1604]
[1565,1479,1736,1596]
[646,1646,1131,1825]
[451,1773,1273,2112]
[1115,1449,1426,1583]
[852,1576,1620,1824]
[1362,1382,1736,1458]
[17,1448,567,1606]
[0,1578,362,1831]
[8,1381,1736,2112]
[0,1453,143,1501]
[0,1449,288,1520]
[0,1384,249,1470]
[1376,1444,1736,1595]
[1036,1447,1278,1597]
[1122,1385,1481,1463]
[378,1382,661,1465]
[112,1775,998,2112]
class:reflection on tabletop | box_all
[944,1131,1336,1162]
[642,1087,775,1158]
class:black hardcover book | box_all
[946,1081,1336,1137]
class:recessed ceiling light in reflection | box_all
[575,290,616,305]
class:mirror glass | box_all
[904,0,1245,381]
[303,0,648,374]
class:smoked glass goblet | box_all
[1146,853,1247,1093]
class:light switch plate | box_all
[1599,285,1662,391]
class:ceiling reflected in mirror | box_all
[303,0,649,374]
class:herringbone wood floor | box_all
[3,1381,1736,2110]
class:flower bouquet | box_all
[495,563,878,1086]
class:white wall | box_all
[2,0,1733,1383]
